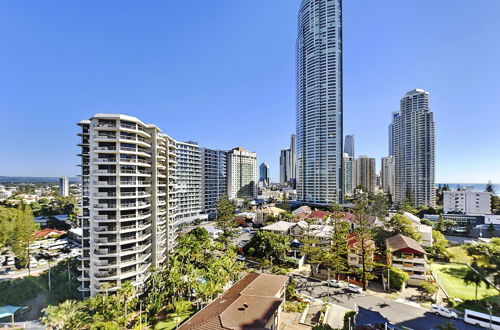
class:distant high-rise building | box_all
[388,112,400,156]
[59,176,69,196]
[280,149,291,185]
[342,153,355,198]
[296,0,343,205]
[393,89,436,207]
[354,156,376,194]
[201,148,227,214]
[176,141,205,223]
[289,134,296,182]
[381,156,395,196]
[227,147,258,199]
[344,135,355,158]
[259,162,270,187]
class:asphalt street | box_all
[290,274,478,330]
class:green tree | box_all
[388,266,409,291]
[12,203,37,267]
[214,195,237,249]
[435,215,446,232]
[352,200,377,289]
[443,220,458,232]
[368,193,389,220]
[464,260,490,301]
[421,219,433,227]
[244,230,291,264]
[388,214,422,242]
[324,203,349,279]
[420,281,438,299]
[173,299,192,328]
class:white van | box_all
[464,309,500,329]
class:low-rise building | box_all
[386,234,428,286]
[179,272,287,330]
[347,234,375,270]
[402,212,433,247]
[443,190,491,214]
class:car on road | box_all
[345,283,363,293]
[327,279,343,288]
[236,255,246,261]
[431,304,458,319]
[5,257,15,266]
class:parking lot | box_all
[0,238,81,280]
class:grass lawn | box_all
[154,312,193,330]
[430,262,498,301]
[446,246,472,264]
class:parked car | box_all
[327,279,343,288]
[431,304,458,319]
[5,257,15,266]
[345,284,363,293]
[236,255,246,261]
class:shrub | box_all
[343,311,357,330]
[389,266,409,291]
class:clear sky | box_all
[0,0,499,183]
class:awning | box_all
[0,305,21,319]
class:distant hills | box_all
[0,176,79,184]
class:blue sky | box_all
[0,0,499,183]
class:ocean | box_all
[437,183,500,195]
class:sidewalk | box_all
[366,281,447,309]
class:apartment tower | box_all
[227,147,258,199]
[296,0,343,204]
[393,89,436,207]
[59,176,69,197]
[77,114,178,296]
[344,135,355,158]
[259,162,270,187]
[201,148,227,214]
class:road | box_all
[290,274,477,330]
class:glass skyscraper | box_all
[296,0,343,204]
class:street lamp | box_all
[487,304,492,330]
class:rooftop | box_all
[386,234,426,255]
[179,272,287,330]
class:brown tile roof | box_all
[386,234,426,255]
[179,272,287,330]
[34,228,66,239]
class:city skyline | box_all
[1,1,500,183]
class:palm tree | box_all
[436,321,458,330]
[173,299,192,329]
[41,300,82,329]
[464,260,490,301]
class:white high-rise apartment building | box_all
[393,89,436,207]
[354,156,376,194]
[381,156,395,196]
[59,176,69,196]
[77,114,179,296]
[296,0,343,205]
[175,141,206,223]
[201,148,227,214]
[443,190,491,214]
[227,147,257,199]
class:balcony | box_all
[94,146,117,152]
[94,203,117,209]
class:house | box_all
[402,212,433,247]
[234,212,256,227]
[347,234,375,270]
[386,234,429,286]
[291,205,311,218]
[34,228,66,239]
[261,221,297,235]
[179,272,288,330]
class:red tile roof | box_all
[386,234,426,255]
[179,272,287,330]
[34,228,66,239]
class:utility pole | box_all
[387,267,390,292]
[67,260,71,284]
[327,268,330,301]
[48,261,51,291]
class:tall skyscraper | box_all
[259,162,270,187]
[227,147,258,199]
[342,153,354,198]
[388,112,400,156]
[201,148,227,215]
[280,149,291,185]
[77,114,178,296]
[289,134,296,181]
[344,135,355,158]
[393,89,436,207]
[59,176,69,196]
[296,0,343,205]
[381,156,395,196]
[354,156,376,194]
